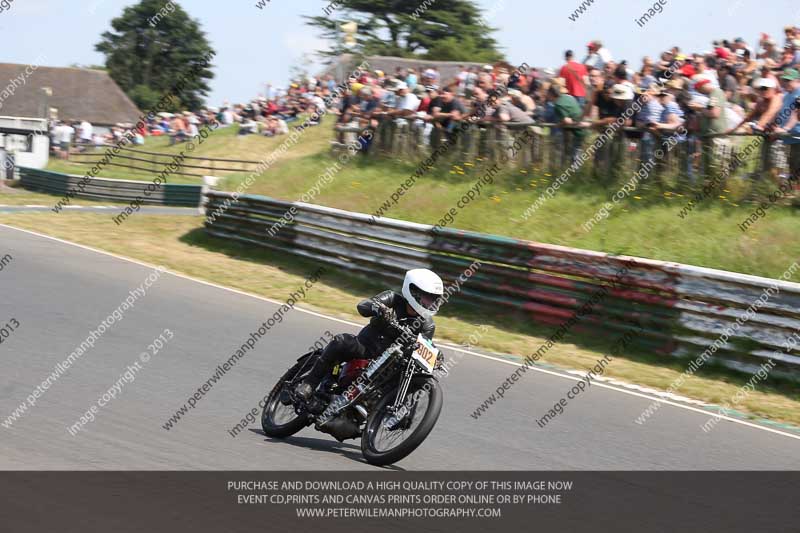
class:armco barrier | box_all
[19,167,203,207]
[204,191,800,381]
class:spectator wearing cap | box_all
[635,84,665,162]
[731,37,752,57]
[777,69,800,128]
[714,42,732,62]
[418,85,439,115]
[559,50,590,108]
[677,55,697,78]
[584,40,612,71]
[423,67,440,85]
[584,42,603,70]
[774,96,800,179]
[727,77,781,134]
[596,83,635,126]
[690,76,727,135]
[547,84,587,164]
[656,87,686,138]
[778,43,796,70]
[388,82,421,122]
[685,76,728,174]
[590,83,635,174]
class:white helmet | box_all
[402,269,444,319]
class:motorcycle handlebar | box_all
[374,302,415,345]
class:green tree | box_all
[95,0,215,110]
[127,84,181,113]
[307,0,503,62]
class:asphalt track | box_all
[1,223,799,470]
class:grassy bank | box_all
[1,212,798,429]
[42,116,800,279]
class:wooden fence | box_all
[67,144,262,178]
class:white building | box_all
[0,116,49,176]
[0,62,142,174]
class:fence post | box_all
[201,175,220,214]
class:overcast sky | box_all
[2,0,798,106]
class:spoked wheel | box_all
[361,376,442,466]
[261,359,313,438]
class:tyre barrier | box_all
[19,167,203,207]
[204,191,800,381]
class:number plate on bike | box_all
[411,334,440,373]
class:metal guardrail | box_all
[204,191,800,381]
[19,167,203,207]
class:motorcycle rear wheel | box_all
[261,360,312,438]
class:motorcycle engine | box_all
[318,413,362,442]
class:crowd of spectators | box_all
[45,78,337,157]
[316,29,800,178]
[48,26,800,180]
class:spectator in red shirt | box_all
[559,50,590,108]
[417,85,438,114]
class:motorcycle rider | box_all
[295,269,444,405]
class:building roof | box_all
[0,63,141,125]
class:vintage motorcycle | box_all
[261,307,444,466]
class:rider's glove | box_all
[376,304,396,325]
[434,352,447,375]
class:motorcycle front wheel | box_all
[361,376,442,466]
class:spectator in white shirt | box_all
[78,120,93,146]
[585,40,613,70]
[186,120,199,138]
[54,122,75,160]
[389,82,420,119]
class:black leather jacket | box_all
[356,290,435,355]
